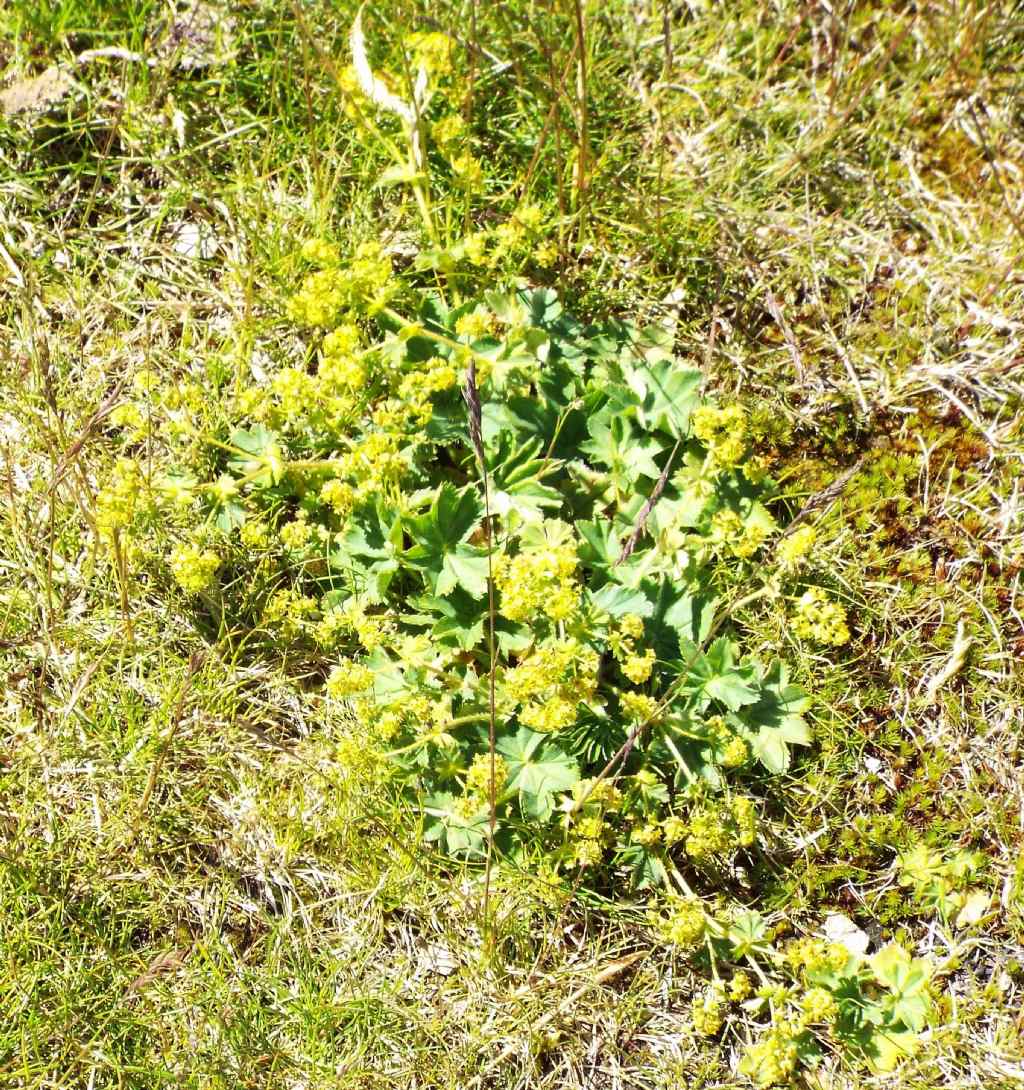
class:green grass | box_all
[2,0,1023,1086]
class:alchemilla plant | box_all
[104,271,822,887]
[87,14,943,1086]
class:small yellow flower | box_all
[573,838,603,867]
[95,459,145,539]
[240,520,270,548]
[109,402,144,432]
[799,987,838,1025]
[494,522,579,624]
[534,240,558,267]
[450,152,484,191]
[300,238,340,266]
[692,403,747,469]
[777,525,816,568]
[326,659,375,698]
[622,648,656,684]
[454,308,494,341]
[732,796,757,846]
[792,587,850,646]
[691,991,724,1036]
[739,1025,799,1087]
[459,231,489,266]
[729,971,752,1002]
[632,822,662,847]
[406,31,454,78]
[465,753,508,796]
[720,735,749,768]
[575,815,604,840]
[662,815,688,846]
[620,691,659,723]
[520,696,576,733]
[321,479,356,517]
[279,515,312,551]
[169,543,220,594]
[619,614,645,640]
[657,896,706,948]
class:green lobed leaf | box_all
[496,727,579,821]
[631,359,702,438]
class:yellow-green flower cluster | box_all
[449,152,484,192]
[288,240,393,328]
[792,587,850,646]
[397,357,459,425]
[240,520,270,548]
[405,31,454,78]
[271,367,319,423]
[691,990,725,1036]
[95,458,146,540]
[609,614,658,684]
[315,601,395,653]
[692,403,748,469]
[621,648,656,684]
[301,238,340,266]
[710,507,772,559]
[432,113,464,150]
[452,230,489,267]
[721,734,749,767]
[287,268,348,329]
[318,324,367,405]
[334,432,408,498]
[785,937,850,978]
[578,779,623,812]
[279,514,314,551]
[450,792,487,821]
[169,542,220,593]
[729,971,753,1001]
[430,206,553,271]
[398,359,459,401]
[655,895,707,949]
[632,822,662,847]
[620,690,660,723]
[109,400,145,441]
[777,525,815,568]
[263,587,318,639]
[465,752,507,796]
[798,986,838,1026]
[163,377,204,411]
[320,479,357,518]
[382,692,434,736]
[738,1023,800,1087]
[573,837,604,868]
[575,815,605,841]
[454,307,495,342]
[504,637,599,734]
[494,521,579,623]
[662,815,687,845]
[336,65,366,120]
[491,204,549,263]
[326,659,375,699]
[518,699,574,734]
[682,808,734,860]
[732,796,757,846]
[237,385,272,423]
[568,779,622,868]
[666,796,757,861]
[155,472,196,509]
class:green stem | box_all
[379,306,489,362]
[384,711,492,757]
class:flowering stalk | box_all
[350,8,439,245]
[462,356,499,937]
